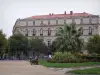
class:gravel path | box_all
[49,65,100,74]
[0,61,100,75]
[0,60,65,75]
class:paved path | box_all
[0,61,65,75]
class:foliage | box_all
[70,67,100,74]
[0,30,7,55]
[86,34,100,54]
[39,60,100,68]
[81,55,100,62]
[47,52,87,63]
[29,38,48,54]
[89,53,100,57]
[7,34,28,56]
[7,34,49,59]
[75,53,100,62]
[53,24,83,52]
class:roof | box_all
[30,11,93,19]
[22,11,96,20]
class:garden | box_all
[39,24,100,74]
[70,67,100,74]
[1,24,100,74]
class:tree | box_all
[0,30,7,57]
[7,34,48,59]
[29,38,48,55]
[52,24,83,52]
[86,35,100,54]
[8,34,28,58]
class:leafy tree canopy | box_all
[0,30,7,54]
[8,34,28,55]
[29,38,48,54]
[86,34,100,54]
[52,24,83,52]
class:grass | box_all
[70,67,100,74]
[39,60,100,68]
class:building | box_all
[13,11,100,47]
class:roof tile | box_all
[31,12,92,19]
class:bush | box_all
[89,53,100,57]
[81,55,100,62]
[48,52,87,63]
[86,35,100,54]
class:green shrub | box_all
[81,55,100,62]
[89,53,100,57]
[48,52,87,63]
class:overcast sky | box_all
[0,0,100,38]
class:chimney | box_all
[49,13,51,15]
[70,11,73,15]
[64,11,66,14]
[83,12,86,13]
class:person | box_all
[32,56,34,59]
[35,56,38,65]
[48,51,52,59]
[49,54,52,58]
[29,56,38,65]
[29,56,32,60]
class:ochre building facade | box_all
[13,11,100,46]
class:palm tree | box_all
[53,24,83,52]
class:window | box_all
[58,19,64,25]
[48,40,51,47]
[91,18,98,24]
[20,21,26,26]
[50,20,56,25]
[33,21,35,25]
[78,27,83,35]
[56,20,58,25]
[41,20,43,25]
[66,19,72,24]
[43,20,48,25]
[35,20,41,25]
[40,28,43,36]
[83,18,89,24]
[33,29,36,36]
[55,28,59,36]
[48,28,51,36]
[48,20,50,25]
[81,18,83,24]
[75,19,81,24]
[89,27,92,35]
[25,29,28,36]
[64,20,66,24]
[28,21,33,26]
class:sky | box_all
[0,0,100,38]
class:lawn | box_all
[70,67,100,74]
[39,60,100,68]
